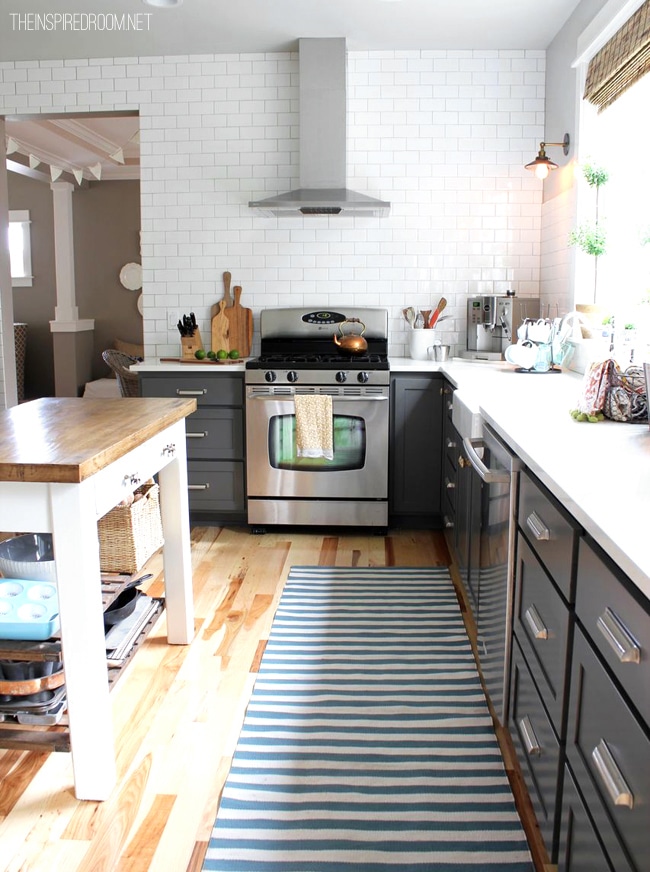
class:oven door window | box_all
[269,414,366,471]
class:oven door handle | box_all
[462,436,510,484]
[248,394,388,402]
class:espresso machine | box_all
[462,294,540,360]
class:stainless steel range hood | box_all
[249,38,390,217]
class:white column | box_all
[0,119,18,409]
[49,181,93,331]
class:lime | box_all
[216,349,228,360]
[228,349,240,359]
[194,349,206,360]
[207,350,217,359]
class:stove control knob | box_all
[264,371,277,383]
[336,371,348,383]
[287,370,299,383]
[357,371,370,384]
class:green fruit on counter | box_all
[207,350,217,359]
[216,349,228,360]
[228,349,240,359]
[194,349,206,360]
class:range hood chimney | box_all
[249,38,390,217]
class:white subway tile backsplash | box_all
[0,48,550,360]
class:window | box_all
[576,71,650,359]
[8,210,33,287]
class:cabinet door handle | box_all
[518,716,541,756]
[443,516,454,529]
[445,477,455,490]
[526,511,550,541]
[446,438,457,449]
[186,431,208,439]
[176,388,207,396]
[524,604,549,640]
[597,607,641,664]
[592,739,634,809]
[188,483,210,491]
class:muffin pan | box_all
[0,578,60,641]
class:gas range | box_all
[245,307,390,386]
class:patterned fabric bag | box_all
[577,359,648,422]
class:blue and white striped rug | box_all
[203,566,533,871]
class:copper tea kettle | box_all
[333,318,368,354]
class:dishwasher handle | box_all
[462,437,510,484]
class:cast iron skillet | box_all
[104,574,152,629]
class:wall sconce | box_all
[525,134,570,180]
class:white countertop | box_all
[137,356,650,598]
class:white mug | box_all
[505,341,537,370]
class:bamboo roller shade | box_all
[584,0,650,112]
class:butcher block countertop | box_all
[0,397,197,484]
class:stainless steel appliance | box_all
[245,307,390,529]
[463,295,540,360]
[460,421,522,725]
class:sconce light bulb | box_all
[535,163,550,180]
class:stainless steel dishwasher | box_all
[461,423,522,725]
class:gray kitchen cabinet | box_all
[139,371,246,523]
[389,374,443,525]
[558,535,650,872]
[509,467,579,861]
[440,382,457,535]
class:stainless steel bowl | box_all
[0,533,56,583]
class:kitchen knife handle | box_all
[597,607,641,664]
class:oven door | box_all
[246,389,389,500]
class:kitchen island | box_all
[0,397,196,800]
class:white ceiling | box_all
[0,0,582,60]
[2,0,582,183]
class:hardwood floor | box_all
[0,527,551,871]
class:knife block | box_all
[180,329,203,360]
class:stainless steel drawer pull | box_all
[524,604,549,640]
[176,388,207,396]
[445,477,455,490]
[188,483,210,491]
[186,431,208,439]
[592,739,634,809]
[597,608,641,664]
[518,716,541,756]
[443,516,454,529]
[526,511,550,541]
[446,438,457,449]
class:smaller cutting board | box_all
[225,286,253,358]
[211,300,230,353]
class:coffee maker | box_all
[462,294,540,360]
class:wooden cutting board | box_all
[211,299,230,353]
[225,286,253,358]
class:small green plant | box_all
[569,160,609,303]
[569,223,606,257]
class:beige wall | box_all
[8,175,141,398]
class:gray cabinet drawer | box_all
[576,538,650,725]
[185,408,244,461]
[518,471,578,602]
[140,373,243,407]
[509,639,561,856]
[514,534,571,733]
[188,460,245,513]
[566,627,649,872]
[557,765,632,872]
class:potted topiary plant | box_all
[569,160,609,306]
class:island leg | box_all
[50,480,116,801]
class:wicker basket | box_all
[98,480,164,573]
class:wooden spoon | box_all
[429,297,447,328]
[420,310,432,328]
